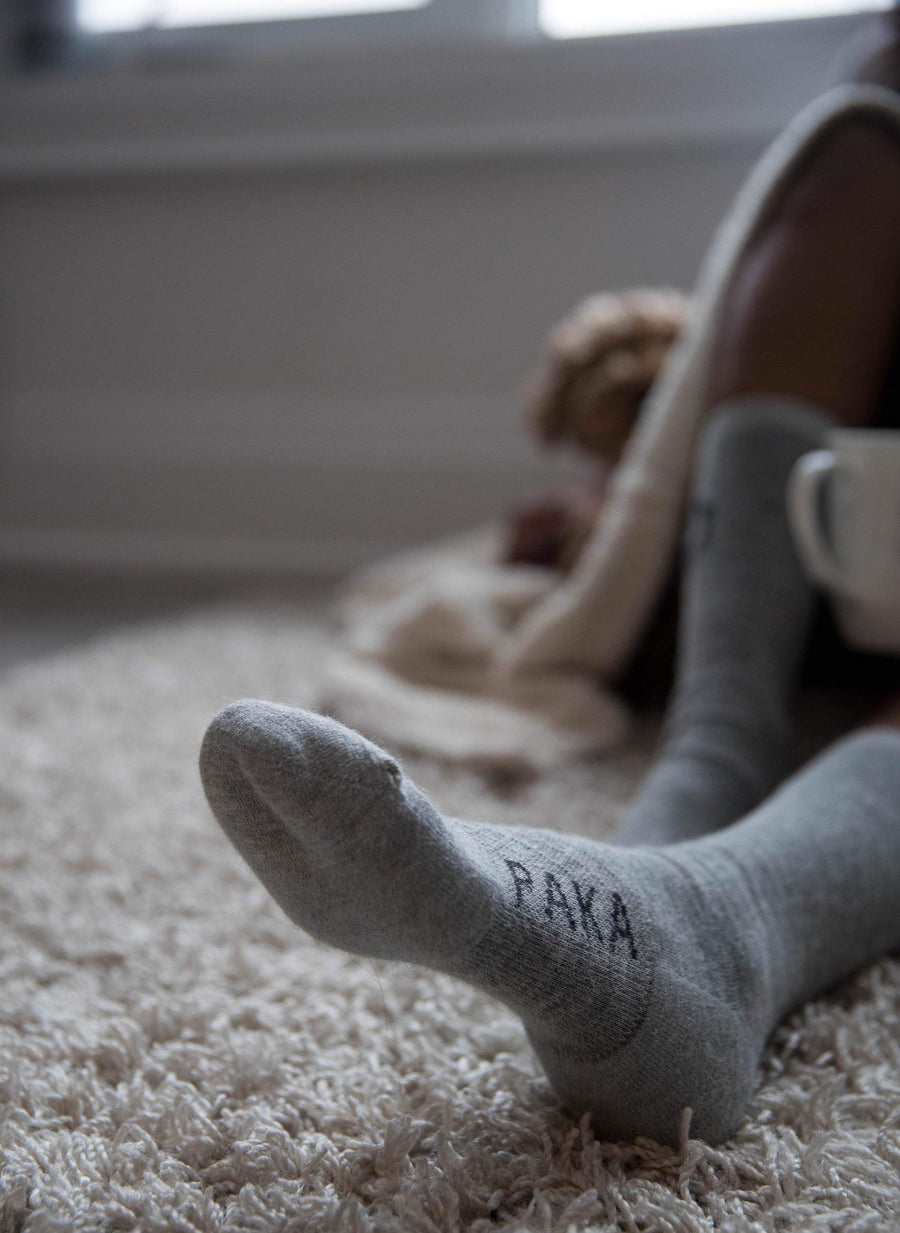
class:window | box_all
[60,0,532,69]
[4,0,883,75]
[542,0,891,37]
[78,0,427,33]
[76,0,890,37]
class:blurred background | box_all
[0,0,890,668]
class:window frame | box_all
[67,0,543,69]
[4,0,888,76]
[0,10,882,184]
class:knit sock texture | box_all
[200,700,900,1147]
[614,394,832,847]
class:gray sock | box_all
[200,701,900,1146]
[614,394,832,847]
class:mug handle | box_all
[787,450,848,594]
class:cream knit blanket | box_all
[322,85,900,774]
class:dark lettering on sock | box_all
[571,879,604,947]
[544,872,577,931]
[505,860,534,908]
[609,892,638,959]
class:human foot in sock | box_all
[613,395,831,847]
[200,701,900,1146]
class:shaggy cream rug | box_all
[1,602,899,1232]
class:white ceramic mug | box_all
[788,429,900,655]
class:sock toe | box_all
[200,700,489,962]
[203,699,399,774]
[201,700,403,834]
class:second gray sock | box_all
[615,394,832,847]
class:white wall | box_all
[0,15,870,575]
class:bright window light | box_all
[78,0,426,33]
[542,0,891,37]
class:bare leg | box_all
[708,117,900,428]
[617,118,900,845]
